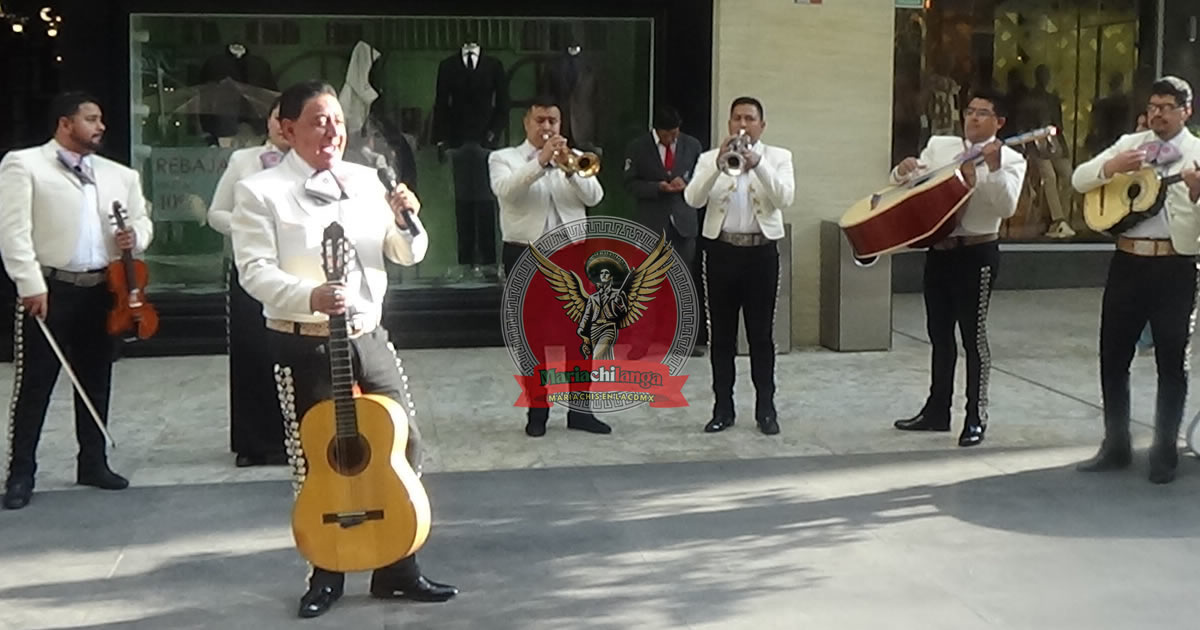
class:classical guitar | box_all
[1082,167,1187,234]
[291,221,430,573]
[106,201,158,340]
[840,126,1057,262]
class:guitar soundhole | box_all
[1127,183,1142,200]
[327,435,372,476]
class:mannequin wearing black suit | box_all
[541,45,599,149]
[434,44,509,270]
[197,43,277,143]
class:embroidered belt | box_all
[930,233,999,250]
[1116,237,1177,257]
[42,267,107,287]
[716,231,773,247]
[265,318,374,338]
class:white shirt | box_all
[526,144,567,233]
[63,154,110,272]
[1119,128,1188,240]
[720,141,766,234]
[462,44,480,69]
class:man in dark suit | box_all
[623,105,704,356]
[433,43,510,273]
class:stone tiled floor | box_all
[2,288,1199,629]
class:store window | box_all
[129,14,653,293]
[893,0,1147,243]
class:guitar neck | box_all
[957,126,1056,165]
[328,314,358,439]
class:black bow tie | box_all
[304,170,348,204]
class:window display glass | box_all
[129,14,653,292]
[892,0,1144,243]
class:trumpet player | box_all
[684,96,794,436]
[488,95,611,438]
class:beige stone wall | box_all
[710,0,895,346]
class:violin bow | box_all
[33,317,118,449]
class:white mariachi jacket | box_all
[230,151,427,327]
[0,139,153,297]
[683,141,795,240]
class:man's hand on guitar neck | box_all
[978,140,1003,171]
[1102,149,1147,179]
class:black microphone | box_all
[363,147,420,238]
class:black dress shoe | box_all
[77,466,129,490]
[370,575,459,602]
[298,585,342,618]
[1076,442,1133,472]
[704,414,735,433]
[566,413,612,434]
[2,479,33,510]
[1148,445,1179,485]
[894,413,951,432]
[958,424,986,447]
[525,418,547,437]
[756,414,780,435]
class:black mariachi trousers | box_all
[7,276,114,485]
[227,262,284,458]
[702,238,780,417]
[268,326,424,590]
[920,241,999,425]
[1099,251,1198,442]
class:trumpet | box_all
[718,129,752,177]
[544,133,602,178]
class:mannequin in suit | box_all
[0,92,154,510]
[433,39,509,277]
[541,41,600,150]
[207,98,289,468]
[198,42,278,146]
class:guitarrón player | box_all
[231,80,458,618]
[1071,76,1200,484]
[887,88,1027,447]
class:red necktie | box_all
[663,142,675,171]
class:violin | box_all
[106,201,159,340]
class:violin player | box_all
[0,91,153,510]
[230,80,457,619]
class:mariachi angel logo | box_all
[529,236,674,361]
[502,218,700,414]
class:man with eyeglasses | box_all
[1071,76,1200,484]
[888,88,1027,447]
